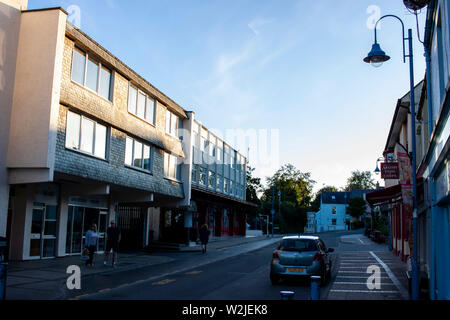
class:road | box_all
[80,230,375,300]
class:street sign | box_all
[271,209,275,215]
[381,162,399,179]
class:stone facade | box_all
[55,105,184,198]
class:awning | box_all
[366,184,402,206]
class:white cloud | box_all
[248,17,275,35]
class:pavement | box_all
[4,234,283,300]
[326,233,410,300]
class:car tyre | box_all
[270,274,280,285]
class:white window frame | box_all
[65,111,108,160]
[164,152,180,180]
[165,109,179,138]
[71,47,113,101]
[124,136,153,172]
[127,84,156,125]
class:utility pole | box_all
[278,189,281,234]
[271,186,275,238]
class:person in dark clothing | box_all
[199,224,210,254]
[104,221,121,267]
[85,224,98,267]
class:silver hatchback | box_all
[270,235,334,285]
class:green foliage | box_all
[347,196,367,218]
[246,166,262,220]
[260,164,315,234]
[344,170,376,191]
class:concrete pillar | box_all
[56,192,68,257]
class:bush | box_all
[351,221,365,230]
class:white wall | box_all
[0,0,24,237]
[7,8,67,179]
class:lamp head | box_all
[374,165,381,175]
[364,43,390,67]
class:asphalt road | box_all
[81,231,347,300]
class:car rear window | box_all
[279,239,317,252]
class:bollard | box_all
[0,262,7,300]
[310,276,321,300]
[280,291,295,300]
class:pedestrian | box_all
[199,224,210,254]
[104,221,121,267]
[85,224,98,267]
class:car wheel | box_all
[320,267,327,286]
[270,274,280,285]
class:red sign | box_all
[381,162,399,179]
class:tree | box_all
[260,164,315,233]
[245,166,262,228]
[310,185,339,212]
[246,166,262,205]
[346,196,367,219]
[345,170,376,191]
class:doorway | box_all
[66,206,108,255]
[29,204,58,259]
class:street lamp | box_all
[364,14,419,300]
[374,157,385,175]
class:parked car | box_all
[369,230,385,243]
[270,235,334,285]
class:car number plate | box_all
[287,268,304,273]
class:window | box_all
[332,219,337,226]
[124,137,152,172]
[71,48,112,101]
[216,175,223,191]
[208,171,215,189]
[192,165,198,183]
[224,179,229,194]
[164,152,179,180]
[332,207,336,215]
[128,85,156,125]
[65,111,107,159]
[165,109,179,137]
[199,167,207,186]
[230,181,233,195]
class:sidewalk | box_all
[327,234,410,300]
[5,234,282,300]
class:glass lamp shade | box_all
[364,43,390,67]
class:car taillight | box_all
[313,252,324,261]
[273,250,280,260]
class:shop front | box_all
[65,196,109,255]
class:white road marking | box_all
[369,251,409,300]
[330,290,399,294]
[336,276,390,279]
[359,239,364,244]
[334,282,396,285]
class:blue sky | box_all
[29,0,428,191]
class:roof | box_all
[365,184,402,206]
[321,192,348,204]
[65,22,188,119]
[282,235,319,240]
[384,80,424,152]
[321,190,373,205]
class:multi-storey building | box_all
[367,0,449,300]
[0,1,250,260]
[314,191,371,232]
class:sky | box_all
[29,0,428,192]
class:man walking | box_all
[104,221,121,267]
